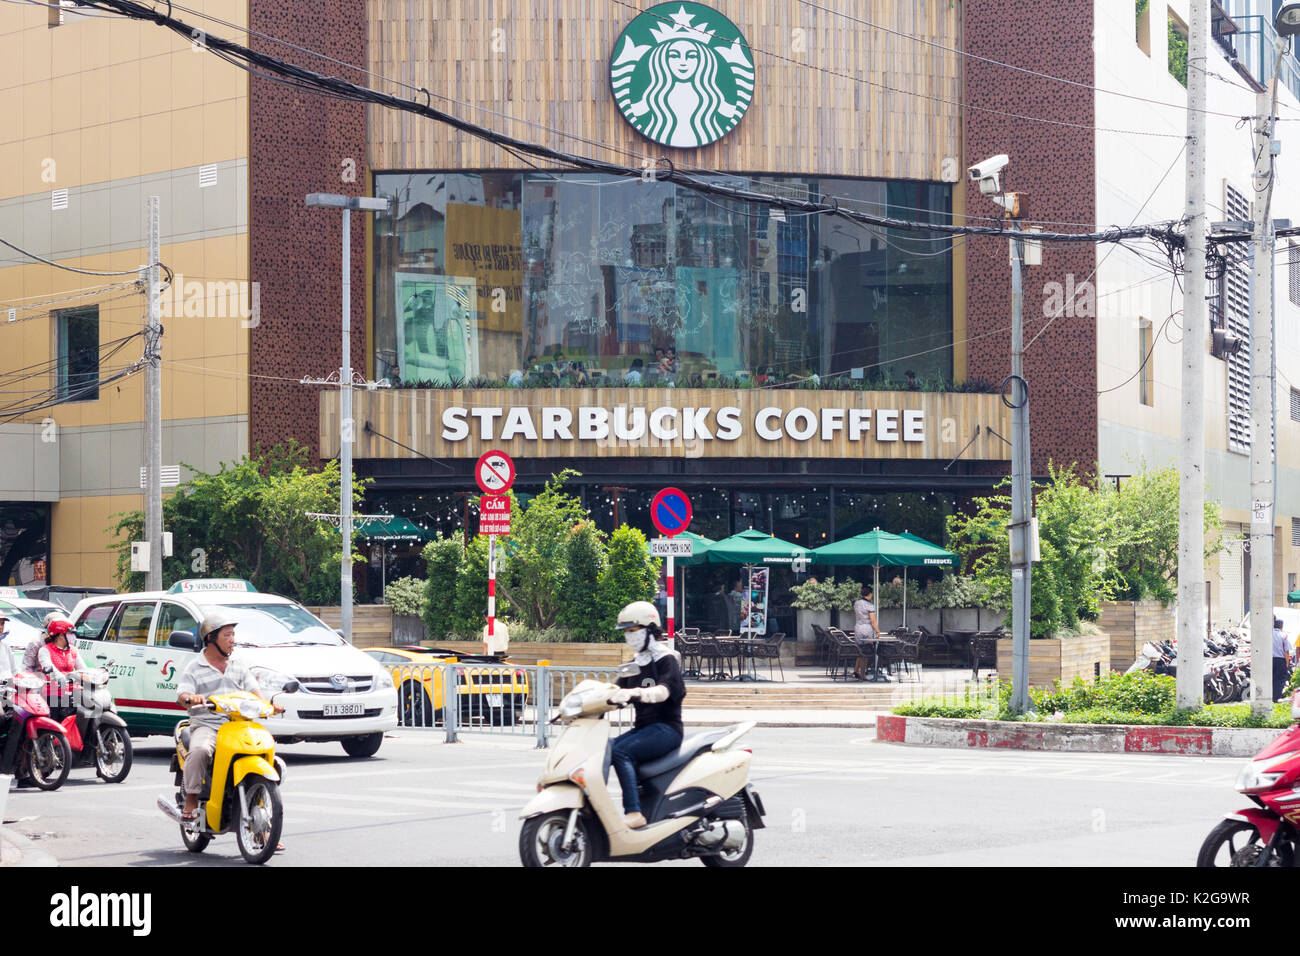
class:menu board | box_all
[740,566,769,636]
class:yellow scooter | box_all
[157,684,297,865]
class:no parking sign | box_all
[650,487,692,538]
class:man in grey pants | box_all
[175,610,282,821]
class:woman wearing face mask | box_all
[608,601,687,830]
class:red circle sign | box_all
[650,487,692,537]
[475,450,516,494]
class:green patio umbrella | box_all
[706,529,809,636]
[810,528,957,626]
[1290,589,1300,604]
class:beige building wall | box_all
[0,1,251,587]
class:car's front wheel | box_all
[341,733,383,758]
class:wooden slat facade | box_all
[321,386,1011,461]
[367,0,962,181]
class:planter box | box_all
[795,609,830,643]
[878,608,940,633]
[305,605,393,648]
[996,632,1110,690]
[392,613,426,646]
[1099,600,1173,673]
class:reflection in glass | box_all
[374,172,952,387]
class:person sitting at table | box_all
[852,584,879,680]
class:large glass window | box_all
[373,173,952,387]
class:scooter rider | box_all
[175,610,283,822]
[37,619,81,719]
[608,601,687,830]
[23,611,70,673]
[0,611,14,681]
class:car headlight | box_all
[251,666,294,693]
[375,669,394,690]
[1235,751,1298,793]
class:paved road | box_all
[2,727,1249,866]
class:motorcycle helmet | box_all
[45,618,74,642]
[199,609,240,645]
[614,601,660,631]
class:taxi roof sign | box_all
[168,579,258,594]
[0,587,22,599]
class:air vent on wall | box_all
[51,189,68,210]
[198,164,217,188]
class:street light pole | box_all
[305,193,391,643]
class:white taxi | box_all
[68,579,398,758]
[0,587,68,656]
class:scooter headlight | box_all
[1236,751,1299,793]
[238,698,268,720]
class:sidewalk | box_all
[683,709,879,728]
[0,827,57,868]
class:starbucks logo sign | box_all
[610,3,754,149]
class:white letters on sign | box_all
[433,403,930,447]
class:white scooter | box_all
[518,667,765,867]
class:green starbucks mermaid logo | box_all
[610,3,754,148]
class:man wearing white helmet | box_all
[608,600,687,830]
[175,609,282,822]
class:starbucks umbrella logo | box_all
[610,3,754,149]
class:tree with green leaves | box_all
[556,521,608,640]
[107,441,365,603]
[597,525,661,635]
[421,535,464,639]
[451,534,493,635]
[497,469,588,628]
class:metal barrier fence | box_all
[384,662,628,746]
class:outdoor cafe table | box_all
[855,636,900,683]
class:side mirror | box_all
[169,630,200,651]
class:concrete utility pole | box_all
[144,195,163,592]
[1007,224,1032,713]
[1176,0,1208,710]
[305,193,391,643]
[1248,29,1290,716]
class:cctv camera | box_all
[967,154,1010,194]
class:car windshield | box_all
[198,603,344,647]
[0,601,47,629]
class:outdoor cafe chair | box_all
[812,624,833,677]
[677,634,704,680]
[750,632,786,682]
[970,632,1001,680]
[895,632,923,681]
[829,630,864,681]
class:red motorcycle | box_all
[1198,690,1300,866]
[0,670,72,790]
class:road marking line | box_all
[291,790,523,812]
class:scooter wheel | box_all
[94,725,133,783]
[235,776,283,865]
[26,730,71,791]
[180,823,211,853]
[520,811,592,867]
[701,819,754,868]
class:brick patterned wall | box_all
[964,0,1098,475]
[249,1,368,460]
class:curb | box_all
[684,709,880,729]
[0,827,58,868]
[876,715,1282,757]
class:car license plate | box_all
[486,694,503,708]
[323,702,364,717]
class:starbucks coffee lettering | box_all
[439,403,922,445]
[322,389,1012,462]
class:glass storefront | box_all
[373,172,953,388]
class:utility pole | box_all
[1248,26,1290,716]
[1007,221,1033,713]
[305,193,391,643]
[144,195,163,592]
[1176,0,1208,710]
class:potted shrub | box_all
[384,576,428,645]
[790,577,859,643]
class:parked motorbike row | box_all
[1125,630,1255,704]
[0,665,133,791]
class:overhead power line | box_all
[70,0,1186,252]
